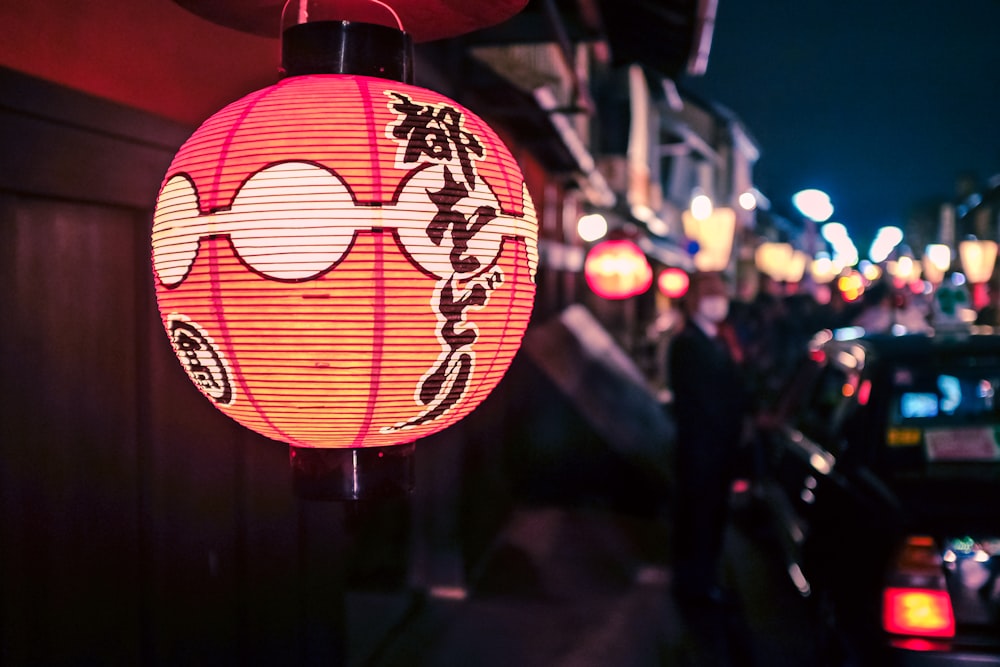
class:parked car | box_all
[753,325,1000,666]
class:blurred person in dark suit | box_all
[667,270,749,604]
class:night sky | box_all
[680,0,1000,252]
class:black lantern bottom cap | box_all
[289,442,415,501]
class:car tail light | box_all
[883,588,955,637]
[857,379,872,405]
[882,536,956,639]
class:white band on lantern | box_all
[153,163,537,285]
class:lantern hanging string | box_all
[367,0,404,31]
[281,0,405,32]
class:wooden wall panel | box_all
[0,67,191,208]
[0,195,143,665]
[236,430,303,664]
[141,310,245,664]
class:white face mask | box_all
[697,295,729,323]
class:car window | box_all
[886,361,1000,468]
[793,362,855,450]
[770,355,821,420]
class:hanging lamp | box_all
[584,238,652,300]
[152,0,538,500]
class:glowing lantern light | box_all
[959,239,997,284]
[887,255,921,290]
[810,253,839,284]
[838,271,865,302]
[755,242,793,281]
[922,244,951,285]
[682,205,736,272]
[959,238,997,310]
[756,242,807,288]
[861,260,883,283]
[658,267,690,299]
[584,239,652,299]
[785,249,809,284]
[152,1,538,498]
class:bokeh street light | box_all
[922,244,951,285]
[755,241,793,281]
[959,238,998,310]
[869,226,904,264]
[577,212,608,243]
[658,267,690,299]
[690,193,714,220]
[792,188,834,222]
[810,252,840,284]
[584,238,653,299]
[821,222,859,268]
[886,254,920,289]
[755,241,808,289]
[682,198,736,272]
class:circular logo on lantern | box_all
[167,314,235,406]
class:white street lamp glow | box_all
[577,213,608,242]
[869,226,903,263]
[738,191,758,211]
[880,226,904,245]
[833,244,859,268]
[922,243,952,284]
[690,194,713,220]
[821,222,849,242]
[923,243,951,285]
[792,188,834,222]
[925,244,952,272]
[820,222,858,267]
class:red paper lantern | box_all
[151,70,538,482]
[657,267,690,299]
[584,239,652,300]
